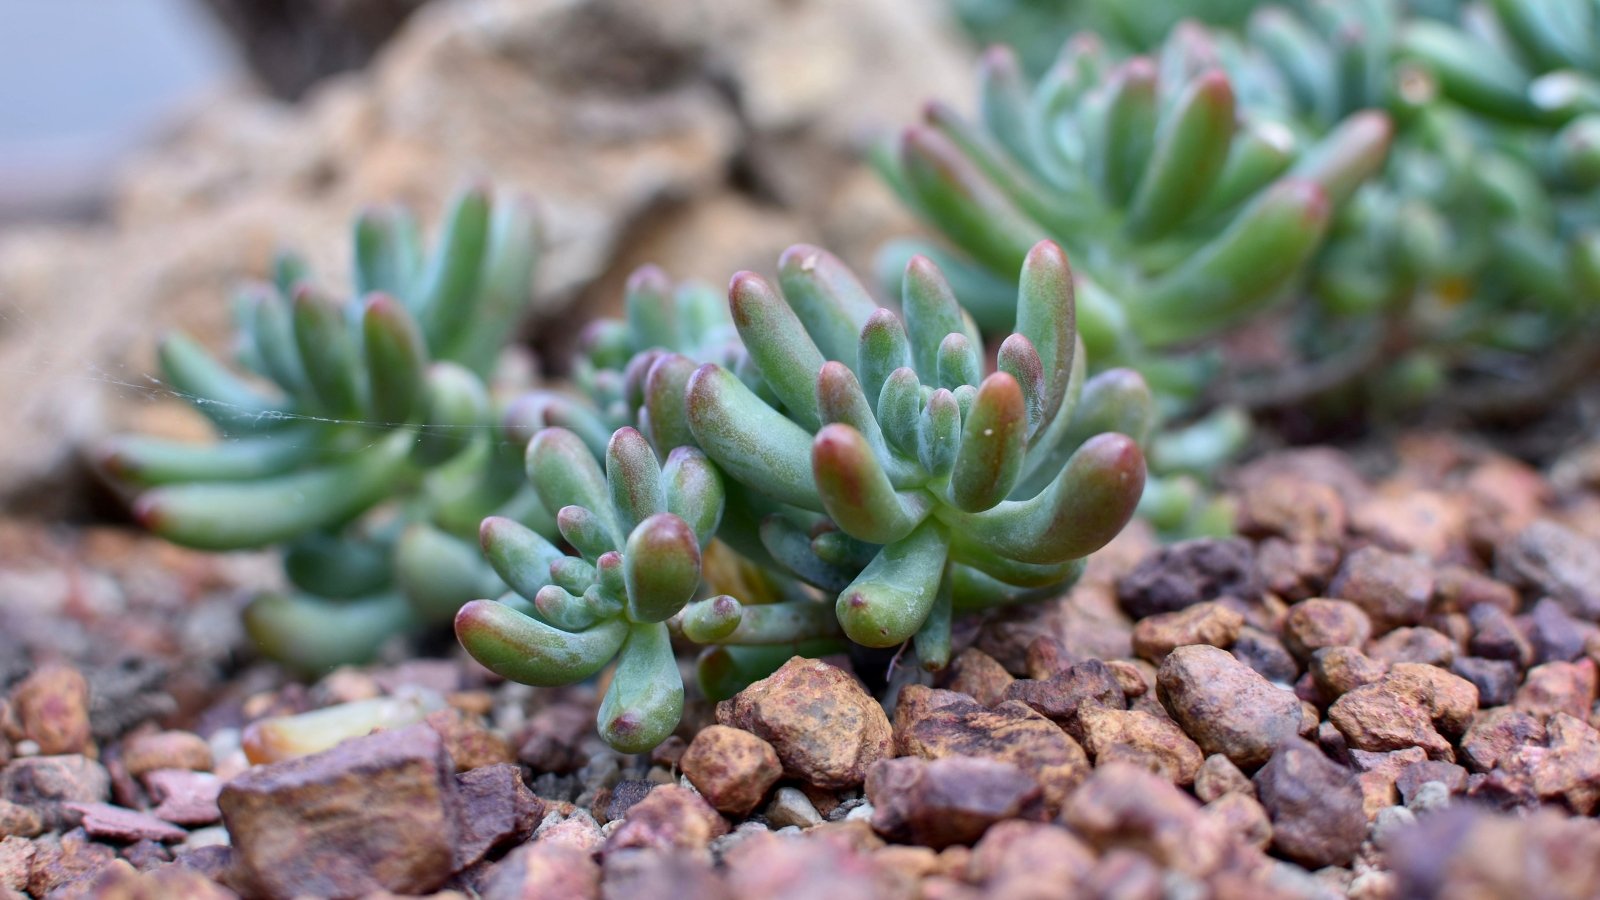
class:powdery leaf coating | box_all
[680,725,783,816]
[716,657,891,790]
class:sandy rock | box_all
[602,848,728,900]
[1254,537,1342,602]
[1368,626,1456,667]
[122,731,213,778]
[1062,762,1228,878]
[897,697,1089,811]
[479,841,600,900]
[1461,708,1547,773]
[0,836,33,894]
[865,757,1044,849]
[603,784,726,855]
[966,821,1095,895]
[944,649,1014,707]
[1309,647,1388,700]
[1131,601,1244,663]
[1466,604,1533,667]
[1527,599,1597,664]
[679,725,781,816]
[1395,760,1468,804]
[517,704,593,774]
[1202,792,1272,850]
[533,810,604,854]
[1117,538,1261,618]
[0,800,40,840]
[1350,487,1469,561]
[1282,599,1372,662]
[1077,706,1203,786]
[1236,476,1347,545]
[1328,546,1434,633]
[1157,645,1304,768]
[425,708,514,773]
[455,763,543,869]
[1497,520,1600,621]
[0,755,111,805]
[1388,807,1600,899]
[1194,754,1254,803]
[1451,656,1519,707]
[62,801,184,844]
[722,829,908,900]
[764,787,822,830]
[1514,659,1598,721]
[1001,659,1124,739]
[26,828,117,897]
[1433,565,1520,615]
[1252,739,1364,868]
[8,665,93,756]
[1104,660,1150,698]
[143,769,222,827]
[1231,626,1300,684]
[1327,673,1456,761]
[717,658,891,791]
[219,722,460,898]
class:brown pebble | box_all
[1515,659,1598,721]
[945,649,1014,707]
[425,708,514,772]
[1131,601,1244,663]
[1282,599,1372,661]
[898,696,1089,812]
[1194,754,1254,803]
[1309,647,1388,700]
[122,731,213,777]
[1368,626,1457,667]
[1327,671,1456,761]
[1202,792,1272,850]
[1252,739,1365,868]
[966,821,1095,895]
[1329,546,1434,633]
[1156,645,1303,769]
[9,665,92,756]
[865,756,1045,849]
[604,784,727,854]
[1077,706,1203,786]
[1461,708,1546,773]
[717,658,891,791]
[64,802,187,844]
[679,725,781,816]
[1062,762,1227,878]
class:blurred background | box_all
[0,0,976,516]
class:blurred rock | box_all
[0,0,970,513]
[717,658,891,791]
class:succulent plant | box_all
[100,188,551,670]
[456,426,845,752]
[670,241,1150,666]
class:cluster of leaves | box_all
[100,189,548,671]
[457,242,1149,749]
[910,0,1600,425]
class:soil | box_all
[3,429,1600,899]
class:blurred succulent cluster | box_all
[453,242,1147,748]
[921,0,1600,425]
[100,189,550,671]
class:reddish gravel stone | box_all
[517,704,593,774]
[122,731,213,777]
[1496,520,1600,621]
[1328,546,1434,633]
[865,756,1045,849]
[1368,626,1457,667]
[1130,601,1244,663]
[1076,706,1203,786]
[1514,659,1598,721]
[63,802,186,843]
[604,785,727,855]
[1001,659,1124,739]
[219,723,460,898]
[1194,754,1254,803]
[944,649,1014,707]
[1461,708,1547,773]
[966,821,1095,895]
[898,696,1089,811]
[1235,476,1347,545]
[717,658,891,791]
[1062,762,1228,878]
[1252,739,1364,868]
[1117,538,1262,618]
[1282,599,1372,661]
[1309,647,1388,700]
[1327,672,1456,761]
[9,665,93,756]
[1156,645,1303,768]
[145,769,222,827]
[1202,791,1272,850]
[679,725,782,816]
[479,842,600,900]
[0,755,111,805]
[1388,807,1600,899]
[454,763,543,870]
